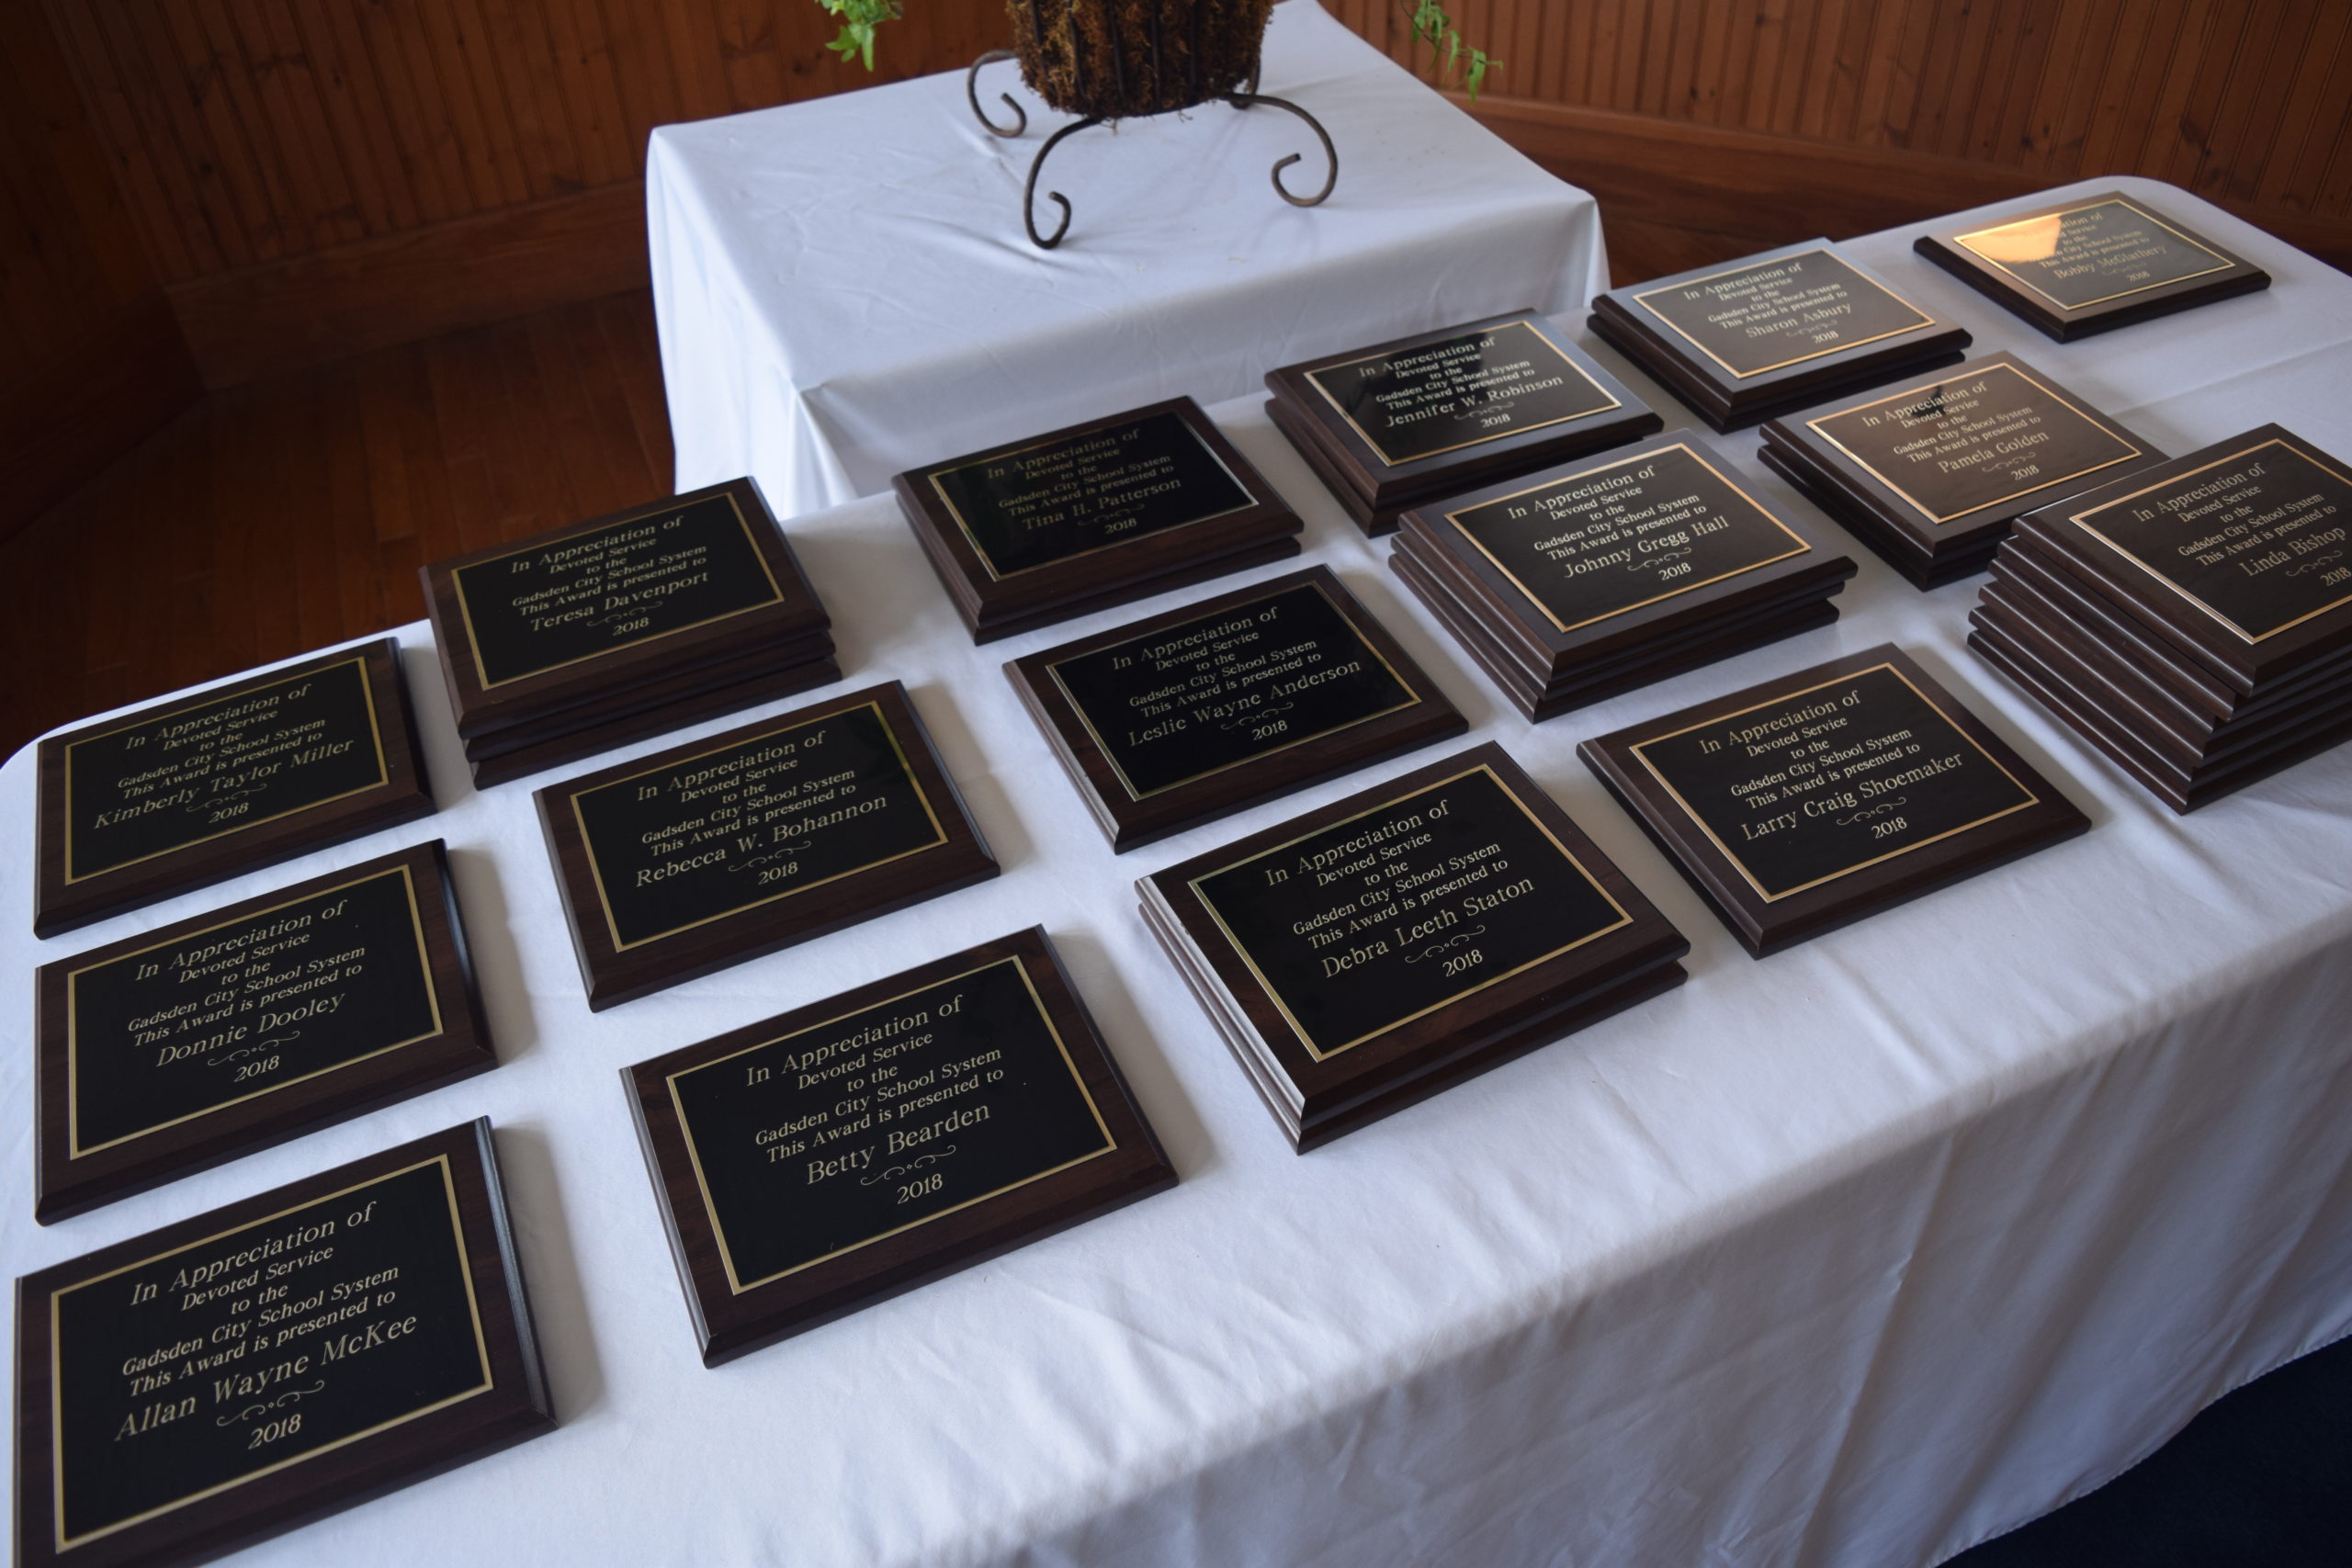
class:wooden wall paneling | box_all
[2258,7,2352,214]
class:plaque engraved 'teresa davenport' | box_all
[1631,248,1934,378]
[1306,321,1621,467]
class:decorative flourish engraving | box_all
[1216,701,1294,733]
[859,1147,957,1186]
[1834,796,1907,827]
[2284,549,2344,579]
[726,843,812,876]
[206,1032,300,1067]
[1403,924,1487,963]
[213,1381,326,1427]
[1633,547,1691,570]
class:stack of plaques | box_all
[1758,353,2164,589]
[894,398,1302,642]
[1139,743,1688,1150]
[1915,190,2270,341]
[1589,241,1970,430]
[1389,433,1856,720]
[1969,425,2352,811]
[424,479,836,789]
[1581,645,2088,956]
[1261,310,1660,536]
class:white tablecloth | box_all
[646,0,1604,517]
[6,176,2351,1567]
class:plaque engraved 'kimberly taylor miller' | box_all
[1306,321,1623,467]
[1191,764,1632,1060]
[1446,442,1811,633]
[453,492,784,687]
[1631,249,1934,378]
[929,408,1255,579]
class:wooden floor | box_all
[0,231,1736,764]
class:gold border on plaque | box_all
[1952,197,2233,312]
[1188,764,1634,1062]
[1444,441,1812,636]
[1628,662,2040,903]
[571,699,951,953]
[1304,321,1624,468]
[2066,437,2352,644]
[927,412,1258,582]
[665,955,1117,1295]
[62,658,391,886]
[50,1154,492,1551]
[452,493,786,692]
[1043,580,1424,803]
[1629,247,1935,380]
[1804,361,2145,526]
[65,865,449,1158]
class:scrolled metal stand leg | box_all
[967,50,1027,137]
[1222,92,1338,207]
[1024,115,1106,248]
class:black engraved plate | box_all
[1445,441,1810,632]
[1805,361,2147,525]
[1047,580,1419,799]
[452,493,783,687]
[45,1158,490,1551]
[1953,197,2233,312]
[2066,436,2352,642]
[665,955,1114,1291]
[1629,661,2038,900]
[66,866,443,1157]
[1306,321,1621,467]
[1632,248,1935,379]
[1191,764,1631,1058]
[928,409,1256,578]
[63,659,389,886]
[571,699,948,951]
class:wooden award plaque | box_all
[13,1121,552,1568]
[34,640,435,938]
[1580,645,2088,954]
[535,681,999,1009]
[34,840,495,1223]
[1916,191,2271,341]
[625,927,1175,1363]
[1004,567,1466,850]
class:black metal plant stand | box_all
[967,50,1338,250]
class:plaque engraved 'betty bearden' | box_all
[1306,321,1623,467]
[1631,249,1935,379]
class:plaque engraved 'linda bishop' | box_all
[36,640,434,937]
[627,929,1173,1361]
[35,842,493,1223]
[537,682,998,1008]
[14,1122,550,1568]
[1630,248,1936,379]
[1306,321,1623,467]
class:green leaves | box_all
[1402,0,1498,102]
[819,0,904,73]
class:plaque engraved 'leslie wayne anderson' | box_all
[1631,248,1935,379]
[928,409,1256,578]
[1306,321,1622,467]
[1048,580,1419,799]
[1192,765,1631,1060]
[453,492,783,688]
[64,658,388,886]
[1630,662,2039,900]
[1953,197,2233,312]
[572,698,947,951]
[2067,436,2352,642]
[1806,361,2146,525]
[667,954,1114,1291]
[1447,442,1810,633]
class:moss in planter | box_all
[1010,0,1276,118]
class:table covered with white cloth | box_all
[646,0,1605,518]
[5,175,2350,1566]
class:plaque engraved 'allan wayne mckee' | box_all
[928,409,1256,579]
[40,1157,492,1551]
[1191,765,1632,1059]
[1953,197,2233,312]
[1631,248,1935,379]
[1306,321,1622,467]
[63,659,389,886]
[453,492,783,688]
[572,698,948,950]
[1806,361,2146,525]
[1446,442,1810,633]
[665,954,1115,1291]
[64,863,445,1158]
[2067,436,2352,642]
[1047,580,1419,799]
[1629,662,2040,900]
